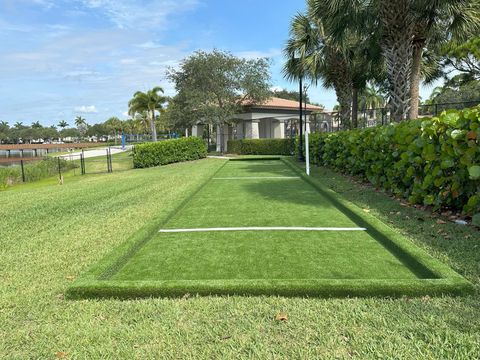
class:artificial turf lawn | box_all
[2,158,480,358]
[69,158,472,298]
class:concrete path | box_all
[59,145,132,160]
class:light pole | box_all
[298,75,305,162]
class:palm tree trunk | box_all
[352,87,359,128]
[150,110,157,142]
[336,86,352,129]
[379,0,414,122]
[409,40,424,120]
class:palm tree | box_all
[283,12,354,128]
[408,0,480,119]
[58,120,68,129]
[128,87,166,142]
[14,121,24,129]
[284,3,383,129]
[31,121,42,128]
[359,86,386,110]
[75,116,86,127]
[104,117,123,144]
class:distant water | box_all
[0,148,65,158]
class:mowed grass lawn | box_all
[1,158,479,358]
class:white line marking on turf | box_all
[159,227,367,233]
[213,176,300,180]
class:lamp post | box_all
[298,76,305,161]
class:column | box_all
[216,125,222,152]
[273,120,285,139]
[251,120,260,139]
[192,125,204,137]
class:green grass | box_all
[68,158,471,299]
[1,157,479,358]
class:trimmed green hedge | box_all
[228,139,294,155]
[300,106,480,215]
[133,137,207,168]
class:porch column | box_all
[223,125,229,152]
[216,125,222,152]
[251,120,260,139]
[273,120,285,139]
[192,124,204,137]
[244,120,260,139]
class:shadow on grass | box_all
[236,159,441,280]
[287,159,480,288]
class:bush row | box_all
[227,139,294,155]
[299,106,480,215]
[133,137,207,168]
[0,157,76,188]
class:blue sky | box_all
[0,0,438,126]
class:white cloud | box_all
[79,0,200,30]
[137,41,164,49]
[74,105,98,113]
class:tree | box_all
[284,4,382,128]
[0,121,9,143]
[270,88,310,103]
[58,120,69,129]
[283,12,354,127]
[441,37,480,83]
[104,116,123,144]
[427,80,480,108]
[359,85,386,110]
[31,121,42,129]
[75,116,88,137]
[308,0,479,121]
[128,87,166,142]
[166,49,271,151]
[74,116,86,127]
[407,0,480,119]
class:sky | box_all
[0,0,440,126]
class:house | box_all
[191,97,324,152]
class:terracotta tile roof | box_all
[248,97,324,111]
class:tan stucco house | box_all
[191,97,324,151]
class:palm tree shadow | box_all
[236,160,437,279]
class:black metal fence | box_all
[310,100,480,133]
[0,146,134,187]
[64,147,134,175]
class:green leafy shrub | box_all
[228,139,294,155]
[0,157,76,187]
[133,137,207,168]
[301,106,480,215]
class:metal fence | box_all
[310,100,480,133]
[62,147,134,175]
[0,146,134,187]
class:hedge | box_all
[299,106,480,215]
[228,139,294,155]
[133,137,207,168]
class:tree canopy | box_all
[166,49,272,133]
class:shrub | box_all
[228,139,294,155]
[133,137,207,168]
[300,106,480,215]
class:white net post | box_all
[305,128,310,176]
